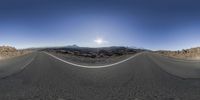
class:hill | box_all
[0,46,32,59]
[156,47,200,60]
[43,45,147,65]
[43,46,146,58]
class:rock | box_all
[0,45,31,59]
[156,47,200,59]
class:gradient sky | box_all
[0,0,200,50]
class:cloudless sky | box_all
[0,0,200,50]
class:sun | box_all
[94,37,108,45]
[94,38,103,44]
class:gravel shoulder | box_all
[156,53,200,61]
[0,53,36,79]
[148,53,200,78]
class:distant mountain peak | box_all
[66,44,79,48]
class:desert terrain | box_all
[156,47,200,60]
[44,45,144,65]
[0,46,32,60]
[0,46,199,100]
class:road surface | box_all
[0,52,200,100]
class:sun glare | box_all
[94,38,103,44]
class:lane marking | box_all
[20,56,35,70]
[45,52,142,68]
[0,53,36,79]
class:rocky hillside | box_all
[0,46,31,59]
[156,47,200,60]
[44,46,145,58]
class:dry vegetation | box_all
[45,46,143,58]
[0,46,32,59]
[156,47,200,60]
[45,46,145,65]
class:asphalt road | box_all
[0,52,200,100]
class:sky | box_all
[0,0,200,50]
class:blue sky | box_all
[0,0,200,50]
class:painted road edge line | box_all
[0,54,36,79]
[19,53,37,70]
[45,52,142,68]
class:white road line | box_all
[20,56,35,70]
[45,52,142,68]
[0,54,36,79]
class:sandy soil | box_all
[157,53,200,61]
[0,51,32,61]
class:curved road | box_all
[0,52,200,100]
